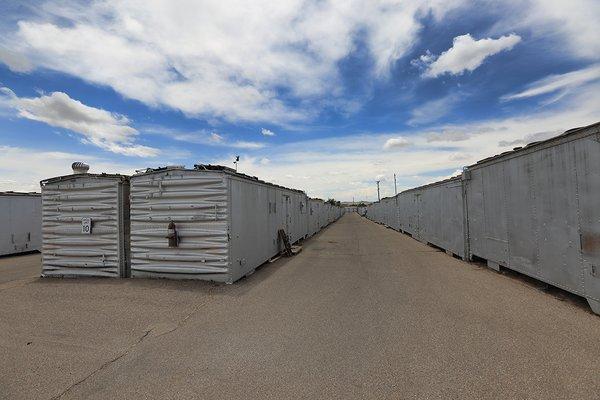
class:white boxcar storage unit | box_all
[465,122,600,314]
[0,192,42,256]
[308,198,323,237]
[40,164,130,278]
[396,177,466,258]
[129,165,310,283]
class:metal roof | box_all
[469,121,600,168]
[41,173,129,186]
[132,164,308,195]
[368,122,600,205]
[0,191,41,197]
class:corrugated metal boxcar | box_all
[308,198,323,237]
[399,177,466,258]
[465,122,600,314]
[0,192,42,256]
[40,163,130,278]
[363,121,600,314]
[129,165,311,283]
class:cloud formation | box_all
[0,145,141,192]
[261,128,276,137]
[418,33,521,78]
[214,81,599,201]
[408,95,458,126]
[146,126,266,149]
[0,88,158,157]
[0,1,464,124]
[502,64,600,101]
[383,137,411,150]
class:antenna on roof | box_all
[234,155,240,172]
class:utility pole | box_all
[376,180,381,201]
[394,173,397,195]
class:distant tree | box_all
[357,202,366,207]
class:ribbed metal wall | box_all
[130,169,230,281]
[0,193,41,256]
[364,122,600,314]
[466,124,600,313]
[41,175,129,278]
[308,199,322,236]
[402,178,465,258]
[130,168,343,283]
[40,166,343,284]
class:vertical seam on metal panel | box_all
[572,144,585,295]
[503,163,510,267]
[117,181,124,278]
[530,154,540,278]
[227,174,233,282]
[462,174,470,260]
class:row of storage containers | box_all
[0,192,42,256]
[40,164,343,283]
[364,122,600,315]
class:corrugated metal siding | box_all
[466,126,600,303]
[130,170,230,281]
[130,168,342,283]
[0,194,41,256]
[41,176,128,278]
[308,200,321,236]
[287,192,309,243]
[413,179,465,257]
[228,177,308,281]
[364,123,600,312]
[365,179,465,258]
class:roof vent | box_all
[72,162,90,174]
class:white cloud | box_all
[0,1,465,124]
[261,128,276,136]
[502,64,600,101]
[210,132,224,143]
[0,47,32,72]
[231,141,266,149]
[0,146,142,192]
[426,129,472,142]
[498,130,558,147]
[0,88,158,157]
[214,81,599,201]
[498,0,600,61]
[146,126,265,150]
[419,33,521,78]
[383,137,410,150]
[408,94,458,126]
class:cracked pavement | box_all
[1,213,599,399]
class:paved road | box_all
[0,252,41,284]
[1,213,598,399]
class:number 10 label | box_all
[82,218,92,234]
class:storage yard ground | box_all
[1,213,599,399]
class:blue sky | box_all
[0,0,599,200]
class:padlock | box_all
[166,221,179,247]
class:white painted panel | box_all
[41,176,128,278]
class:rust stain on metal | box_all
[580,232,600,255]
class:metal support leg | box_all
[487,260,501,272]
[588,299,600,316]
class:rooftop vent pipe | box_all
[72,162,90,174]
